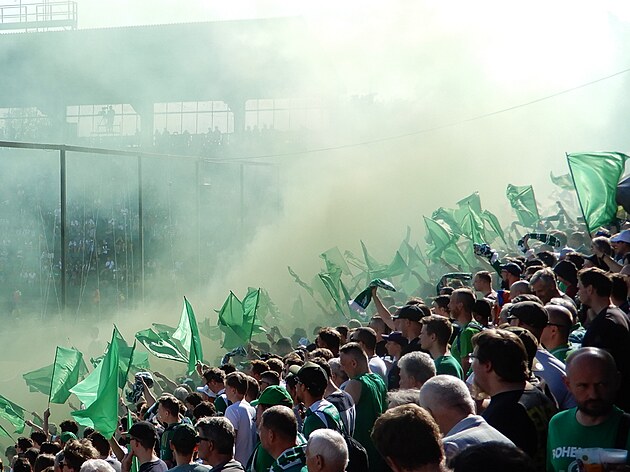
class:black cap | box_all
[392,304,424,322]
[288,362,328,391]
[507,301,548,330]
[381,331,409,346]
[501,262,522,277]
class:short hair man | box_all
[509,280,531,298]
[448,288,481,373]
[305,429,348,472]
[168,424,208,472]
[577,267,630,412]
[315,329,342,357]
[529,268,574,306]
[200,367,229,415]
[507,301,576,410]
[223,372,256,466]
[123,422,167,472]
[540,304,574,363]
[348,327,387,383]
[371,404,447,472]
[368,315,391,358]
[258,406,307,472]
[196,417,244,471]
[473,271,496,300]
[339,342,387,471]
[157,396,183,468]
[87,432,120,472]
[471,330,557,471]
[547,348,630,472]
[419,375,513,463]
[397,351,436,390]
[419,315,463,379]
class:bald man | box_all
[547,348,630,472]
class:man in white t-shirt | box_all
[223,372,256,466]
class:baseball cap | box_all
[128,421,158,445]
[250,385,293,407]
[611,230,630,244]
[500,262,522,277]
[507,301,548,330]
[288,362,328,391]
[392,304,424,322]
[381,331,409,346]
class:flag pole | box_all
[47,347,60,408]
[566,152,592,238]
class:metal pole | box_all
[137,155,145,308]
[240,163,244,234]
[196,159,201,289]
[60,147,67,312]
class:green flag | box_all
[71,328,120,438]
[217,290,262,350]
[0,394,25,434]
[135,328,188,363]
[424,216,455,259]
[23,364,55,396]
[320,247,352,275]
[172,297,204,375]
[0,422,12,439]
[50,347,88,404]
[459,205,485,245]
[506,184,540,228]
[550,171,575,191]
[567,152,628,233]
[457,192,482,212]
[374,251,409,279]
[360,240,387,274]
[287,266,315,297]
[23,347,88,401]
[481,210,507,245]
[317,272,350,319]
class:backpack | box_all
[318,409,369,472]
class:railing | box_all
[0,1,77,31]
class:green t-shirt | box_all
[547,406,630,472]
[434,354,464,379]
[302,399,343,439]
[247,442,275,472]
[451,321,483,367]
[549,345,573,364]
[352,372,388,472]
[214,393,230,415]
[159,422,180,463]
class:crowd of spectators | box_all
[5,224,630,471]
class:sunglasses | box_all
[196,436,210,443]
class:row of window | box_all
[0,99,327,137]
